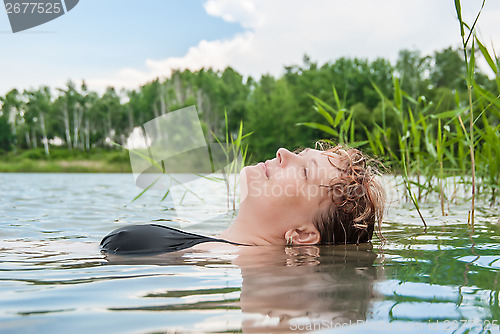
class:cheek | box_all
[264,182,309,211]
[277,184,324,218]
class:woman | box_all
[100,143,385,253]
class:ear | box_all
[284,225,320,245]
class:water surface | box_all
[0,173,499,333]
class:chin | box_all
[239,167,249,202]
[240,165,261,179]
[239,166,266,203]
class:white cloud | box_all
[86,67,156,92]
[85,0,500,93]
[204,0,260,28]
[144,31,255,76]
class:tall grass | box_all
[454,0,484,227]
[125,110,252,210]
[299,1,500,226]
[211,110,252,211]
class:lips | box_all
[259,162,269,178]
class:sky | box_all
[1,0,500,96]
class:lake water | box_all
[0,173,499,333]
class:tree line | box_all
[0,47,498,163]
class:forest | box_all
[0,46,499,203]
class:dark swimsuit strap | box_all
[100,224,251,255]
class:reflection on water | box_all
[0,173,499,333]
[236,245,378,332]
[105,244,378,332]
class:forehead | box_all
[300,148,341,182]
[299,147,339,162]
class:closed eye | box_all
[303,167,308,179]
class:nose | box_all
[276,148,294,166]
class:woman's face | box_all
[239,148,340,233]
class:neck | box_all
[217,213,278,246]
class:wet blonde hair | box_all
[312,141,385,245]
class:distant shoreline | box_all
[0,160,131,173]
[0,148,132,173]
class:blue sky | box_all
[0,0,243,94]
[1,0,499,96]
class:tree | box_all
[0,113,13,152]
[0,89,23,152]
[246,76,313,162]
[431,47,467,91]
[396,49,431,99]
[25,87,52,156]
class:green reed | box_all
[211,110,252,211]
[454,0,483,227]
[473,39,500,205]
[300,1,500,227]
[117,109,252,210]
